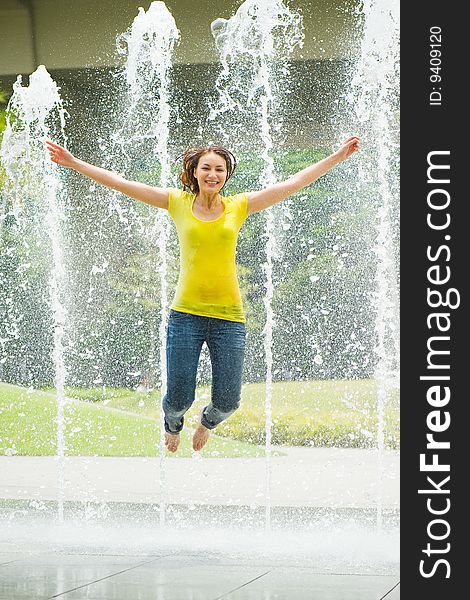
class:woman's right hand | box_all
[45,140,76,168]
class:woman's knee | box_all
[163,392,194,414]
[201,404,238,429]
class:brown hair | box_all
[178,145,238,194]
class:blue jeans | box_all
[162,310,246,434]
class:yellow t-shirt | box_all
[167,187,248,322]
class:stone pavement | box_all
[0,446,399,509]
[0,447,400,599]
[0,551,400,600]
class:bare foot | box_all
[165,432,180,453]
[192,423,210,452]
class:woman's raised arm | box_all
[246,136,360,215]
[45,140,169,210]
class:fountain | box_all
[209,0,304,531]
[0,66,70,522]
[346,0,400,528]
[0,0,399,573]
[113,0,180,529]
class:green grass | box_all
[0,382,276,458]
[42,378,399,449]
[1,379,399,457]
[224,379,400,449]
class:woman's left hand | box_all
[335,136,361,161]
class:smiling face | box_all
[193,151,228,195]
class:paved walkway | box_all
[0,551,400,600]
[0,446,399,509]
[1,448,400,598]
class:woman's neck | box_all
[195,190,220,210]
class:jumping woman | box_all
[46,136,360,453]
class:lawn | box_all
[0,379,400,456]
[36,378,399,450]
[219,379,400,449]
[0,382,276,458]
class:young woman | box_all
[46,136,360,453]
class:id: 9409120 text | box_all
[429,26,442,106]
